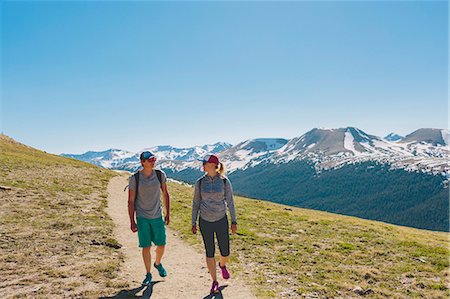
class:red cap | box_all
[198,154,219,165]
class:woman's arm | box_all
[192,180,201,233]
[225,178,237,234]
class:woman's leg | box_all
[216,216,230,263]
[206,257,217,282]
[219,255,229,267]
[215,216,231,279]
[199,218,217,281]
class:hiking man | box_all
[128,151,170,286]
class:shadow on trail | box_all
[202,285,228,299]
[100,281,161,299]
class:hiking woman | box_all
[191,154,237,295]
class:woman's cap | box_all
[198,154,219,165]
[140,151,155,160]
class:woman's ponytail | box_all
[217,162,227,177]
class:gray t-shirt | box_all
[129,170,167,219]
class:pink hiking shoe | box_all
[210,280,219,294]
[219,262,230,279]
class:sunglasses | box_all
[145,158,156,163]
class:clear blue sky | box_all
[1,1,448,154]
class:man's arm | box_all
[161,182,170,225]
[128,189,138,232]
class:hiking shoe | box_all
[142,273,152,286]
[154,262,167,277]
[219,262,230,279]
[210,280,219,294]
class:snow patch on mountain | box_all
[441,130,449,146]
[384,133,404,142]
[344,130,358,155]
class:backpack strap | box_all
[155,169,163,188]
[134,172,140,203]
[198,175,206,200]
[223,177,227,198]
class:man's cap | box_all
[140,151,156,160]
[198,154,219,165]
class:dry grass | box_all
[0,135,128,298]
[167,181,450,298]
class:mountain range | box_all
[62,127,449,231]
[62,142,231,170]
[63,127,449,178]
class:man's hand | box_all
[231,224,237,234]
[192,225,197,234]
[131,222,138,233]
[165,214,170,225]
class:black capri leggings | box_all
[199,216,230,258]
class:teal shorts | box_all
[136,216,166,248]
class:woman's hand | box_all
[192,225,197,234]
[231,224,237,234]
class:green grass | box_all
[167,181,450,298]
[0,135,127,298]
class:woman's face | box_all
[202,162,217,173]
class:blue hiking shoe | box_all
[142,273,152,286]
[154,262,167,277]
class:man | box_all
[128,151,170,286]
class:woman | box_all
[192,154,237,294]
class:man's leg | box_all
[151,217,168,277]
[154,245,165,266]
[137,217,154,285]
[142,246,152,273]
[152,217,167,267]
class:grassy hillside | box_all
[1,134,448,298]
[0,135,127,298]
[166,161,449,231]
[167,181,450,298]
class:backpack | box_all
[198,175,227,200]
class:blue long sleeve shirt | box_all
[192,174,237,225]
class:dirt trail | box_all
[106,175,257,299]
